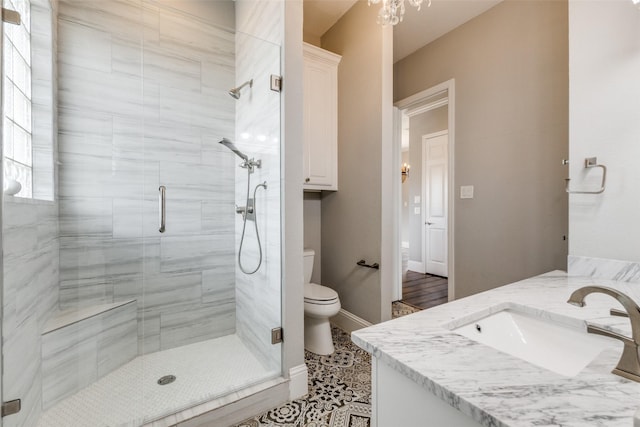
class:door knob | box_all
[305,178,310,183]
[426,222,433,225]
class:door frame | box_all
[421,130,448,277]
[393,79,455,302]
[0,6,4,423]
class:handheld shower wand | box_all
[218,138,261,172]
[228,79,253,99]
[218,137,266,274]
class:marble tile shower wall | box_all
[2,1,59,426]
[57,0,238,353]
[3,200,60,427]
[234,0,283,374]
[32,0,57,200]
[568,255,640,283]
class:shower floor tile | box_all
[37,334,278,427]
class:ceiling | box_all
[303,0,503,63]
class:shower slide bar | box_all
[564,157,607,194]
[159,186,166,233]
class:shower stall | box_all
[0,0,287,425]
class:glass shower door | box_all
[137,15,283,416]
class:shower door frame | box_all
[0,6,4,425]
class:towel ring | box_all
[565,157,607,195]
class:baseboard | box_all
[288,364,308,400]
[407,260,425,274]
[330,309,373,333]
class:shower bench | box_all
[40,299,137,410]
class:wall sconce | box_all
[401,163,410,183]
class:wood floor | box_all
[401,270,448,310]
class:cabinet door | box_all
[303,60,337,190]
[374,358,482,427]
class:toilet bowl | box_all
[303,249,341,355]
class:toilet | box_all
[303,249,341,355]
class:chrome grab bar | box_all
[565,157,607,194]
[159,186,166,233]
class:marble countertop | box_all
[352,271,640,427]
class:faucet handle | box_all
[611,308,630,318]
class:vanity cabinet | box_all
[303,43,341,191]
[373,357,481,427]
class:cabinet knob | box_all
[305,178,310,183]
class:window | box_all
[3,0,32,198]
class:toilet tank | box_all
[303,249,315,284]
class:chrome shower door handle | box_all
[159,186,166,233]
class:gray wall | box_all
[395,0,569,298]
[57,0,237,352]
[407,106,448,263]
[401,151,409,245]
[303,192,322,283]
[320,1,387,324]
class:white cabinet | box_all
[303,43,341,191]
[373,357,481,427]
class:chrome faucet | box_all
[567,286,640,382]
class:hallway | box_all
[401,270,448,310]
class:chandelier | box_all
[368,0,431,26]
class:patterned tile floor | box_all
[391,301,422,318]
[234,302,421,427]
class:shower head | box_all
[219,138,249,162]
[229,79,253,100]
[229,88,241,100]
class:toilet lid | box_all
[304,282,338,302]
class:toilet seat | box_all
[304,283,339,305]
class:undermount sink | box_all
[451,307,612,377]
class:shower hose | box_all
[238,169,267,275]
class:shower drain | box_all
[157,375,176,386]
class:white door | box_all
[422,132,448,277]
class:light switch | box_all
[413,196,421,204]
[460,185,474,199]
[414,207,421,215]
[403,201,408,207]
